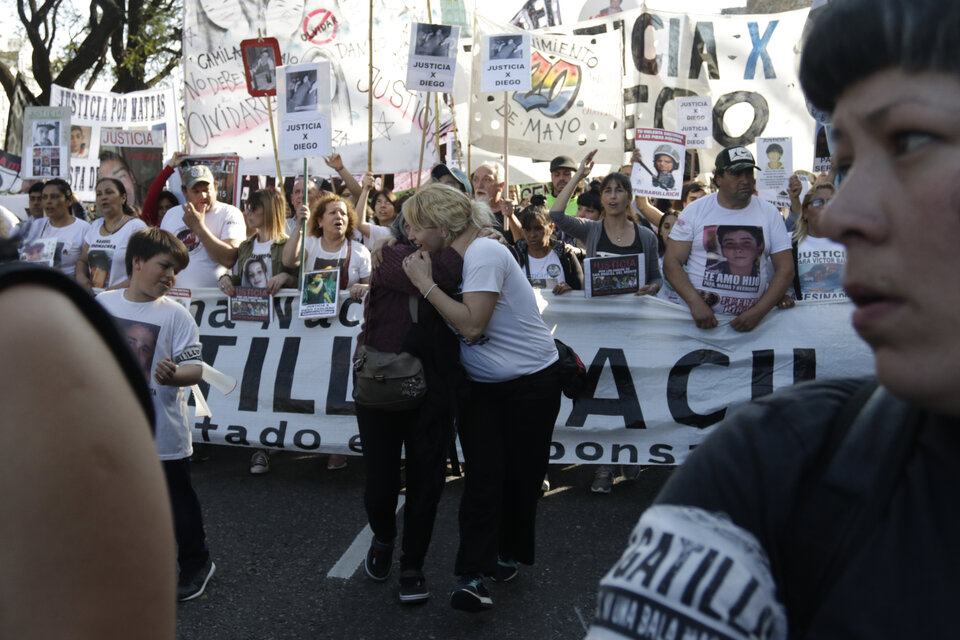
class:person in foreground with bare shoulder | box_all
[588,0,960,637]
[0,259,175,640]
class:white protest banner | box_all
[187,289,873,465]
[406,23,460,93]
[470,15,624,165]
[632,128,685,199]
[182,0,445,175]
[49,85,178,204]
[756,136,792,207]
[278,62,332,159]
[533,7,815,175]
[481,32,532,93]
[22,106,70,180]
[676,96,711,149]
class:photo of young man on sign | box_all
[241,38,281,97]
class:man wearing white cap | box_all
[160,165,245,289]
[661,146,794,332]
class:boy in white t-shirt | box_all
[97,228,216,602]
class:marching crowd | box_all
[2,0,957,636]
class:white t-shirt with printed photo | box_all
[796,236,847,301]
[526,251,565,288]
[302,236,371,288]
[96,290,203,461]
[459,237,558,383]
[663,193,792,315]
[84,217,147,290]
[240,239,274,288]
[36,217,91,276]
[160,200,246,289]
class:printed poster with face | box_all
[278,62,331,159]
[406,23,460,93]
[97,128,165,211]
[631,128,686,200]
[756,137,792,208]
[180,154,241,206]
[299,269,339,318]
[481,33,532,93]
[19,237,58,267]
[699,224,765,315]
[22,106,70,180]
[240,38,281,97]
[229,287,273,322]
[676,97,712,150]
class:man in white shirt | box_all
[663,146,794,332]
[160,165,245,289]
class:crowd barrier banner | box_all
[189,289,873,465]
[182,0,446,176]
[49,85,179,203]
[459,6,813,175]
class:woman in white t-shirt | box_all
[283,192,370,471]
[76,177,147,292]
[22,178,91,277]
[791,182,847,302]
[354,173,394,252]
[402,183,562,612]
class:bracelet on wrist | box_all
[423,283,438,300]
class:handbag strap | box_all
[409,295,418,323]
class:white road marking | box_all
[574,605,590,632]
[327,495,405,579]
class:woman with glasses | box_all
[790,182,847,301]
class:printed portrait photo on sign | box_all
[286,69,318,113]
[34,122,59,147]
[70,125,90,159]
[414,24,453,57]
[490,35,523,59]
[116,318,161,378]
[243,256,270,288]
[244,43,279,94]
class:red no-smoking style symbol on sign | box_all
[302,9,338,45]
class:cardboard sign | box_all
[632,129,686,200]
[756,137,793,208]
[585,254,644,297]
[676,97,712,150]
[406,23,459,93]
[22,106,70,180]
[481,33,532,92]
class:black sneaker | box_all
[365,538,393,582]
[177,559,215,602]
[398,570,429,604]
[450,575,493,612]
[488,557,518,583]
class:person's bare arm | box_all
[325,153,362,199]
[74,243,93,292]
[730,249,795,332]
[634,196,663,227]
[282,205,309,268]
[356,173,375,237]
[0,285,175,640]
[663,239,718,329]
[183,202,240,267]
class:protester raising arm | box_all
[325,153,362,201]
[548,150,597,243]
[142,152,186,227]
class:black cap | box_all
[431,163,472,195]
[715,146,762,172]
[549,155,577,172]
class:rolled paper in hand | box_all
[202,362,237,395]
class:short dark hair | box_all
[577,181,602,212]
[43,178,73,199]
[716,225,763,246]
[518,204,550,230]
[800,0,960,114]
[599,172,631,194]
[681,182,705,203]
[125,228,190,276]
[766,143,783,156]
[95,177,138,217]
[28,181,45,195]
[158,190,179,208]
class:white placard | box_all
[406,23,460,93]
[631,128,686,200]
[756,136,792,207]
[22,106,71,180]
[278,62,332,159]
[481,33,532,93]
[676,96,712,150]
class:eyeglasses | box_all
[806,198,831,208]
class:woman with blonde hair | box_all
[402,183,562,613]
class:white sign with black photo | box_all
[756,137,793,208]
[278,62,331,159]
[631,129,686,200]
[676,97,712,150]
[22,106,71,180]
[480,33,532,93]
[406,23,460,93]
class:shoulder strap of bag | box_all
[783,379,922,637]
[339,239,352,286]
[408,295,418,324]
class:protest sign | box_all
[49,85,178,204]
[676,96,711,149]
[182,0,445,175]
[22,106,70,180]
[299,271,339,318]
[229,288,273,322]
[585,254,643,297]
[406,23,459,93]
[631,128,685,199]
[180,155,241,206]
[241,38,281,97]
[0,151,22,194]
[481,33,532,92]
[185,289,873,464]
[278,62,332,159]
[813,121,831,174]
[97,128,165,209]
[469,15,624,165]
[756,136,792,207]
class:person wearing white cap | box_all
[159,165,245,289]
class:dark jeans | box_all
[162,458,210,574]
[454,361,561,576]
[356,398,452,571]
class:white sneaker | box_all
[591,465,615,494]
[250,449,270,474]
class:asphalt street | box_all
[175,446,673,640]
